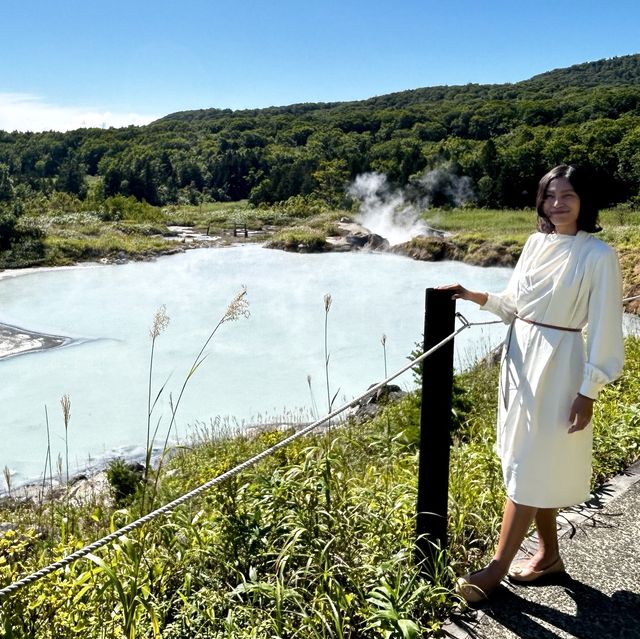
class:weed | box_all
[106,459,144,506]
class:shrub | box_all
[106,458,144,506]
[265,227,327,251]
[273,194,328,219]
[94,195,163,223]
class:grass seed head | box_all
[60,394,71,429]
[150,304,170,339]
[224,286,250,322]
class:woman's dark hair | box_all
[536,164,601,233]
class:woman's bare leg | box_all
[464,498,536,593]
[527,508,560,569]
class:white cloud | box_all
[0,93,160,133]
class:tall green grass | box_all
[1,329,639,636]
[424,206,640,240]
[424,207,536,241]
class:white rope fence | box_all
[1,297,638,600]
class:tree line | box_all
[1,53,639,213]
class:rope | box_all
[0,312,491,599]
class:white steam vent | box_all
[347,166,473,246]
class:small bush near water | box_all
[106,458,145,506]
[265,227,328,252]
[1,338,639,637]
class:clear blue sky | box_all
[2,0,639,131]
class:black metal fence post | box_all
[415,287,456,575]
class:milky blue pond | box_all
[0,245,512,486]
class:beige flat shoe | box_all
[455,571,490,604]
[508,556,565,583]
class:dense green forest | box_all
[2,54,640,209]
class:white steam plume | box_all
[414,165,474,208]
[347,165,474,246]
[347,173,431,246]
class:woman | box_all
[441,165,624,603]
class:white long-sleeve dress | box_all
[481,231,624,508]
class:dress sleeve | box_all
[579,247,625,399]
[479,235,531,324]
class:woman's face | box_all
[542,177,580,235]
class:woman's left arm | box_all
[569,247,625,433]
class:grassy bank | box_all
[3,195,340,268]
[1,332,639,637]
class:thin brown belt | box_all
[514,314,582,332]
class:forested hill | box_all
[1,53,640,209]
[524,54,640,90]
[159,54,640,121]
[159,54,640,120]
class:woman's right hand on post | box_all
[437,284,487,306]
[438,283,471,300]
[437,284,488,307]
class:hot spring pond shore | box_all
[0,322,73,361]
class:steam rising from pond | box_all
[348,173,430,246]
[348,165,474,245]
